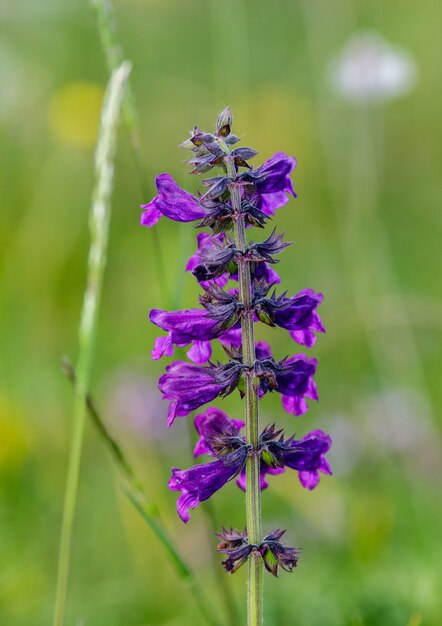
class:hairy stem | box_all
[53,61,131,626]
[224,154,263,626]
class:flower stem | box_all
[224,154,263,626]
[53,62,131,626]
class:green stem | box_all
[53,62,131,626]
[224,152,263,626]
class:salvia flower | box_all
[172,408,332,516]
[143,108,333,604]
[254,342,319,415]
[158,360,246,426]
[169,445,250,523]
[140,173,206,227]
[253,287,325,347]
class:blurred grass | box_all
[1,0,442,624]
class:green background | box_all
[1,0,441,624]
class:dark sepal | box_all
[259,530,299,577]
[216,527,254,574]
[199,283,243,331]
[241,200,271,228]
[230,147,259,169]
[196,199,234,234]
[192,242,238,282]
[201,175,232,201]
[246,229,291,264]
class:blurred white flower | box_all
[327,31,417,103]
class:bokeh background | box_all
[1,0,441,624]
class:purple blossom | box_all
[190,410,332,494]
[150,307,242,364]
[255,152,297,196]
[256,192,290,217]
[255,343,318,415]
[255,288,325,347]
[193,407,244,457]
[140,174,206,227]
[264,428,333,490]
[259,530,300,576]
[284,429,333,489]
[158,361,244,426]
[276,355,319,416]
[186,233,229,288]
[169,447,249,523]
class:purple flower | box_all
[238,152,296,218]
[216,528,254,573]
[256,192,290,217]
[264,428,332,490]
[284,429,332,489]
[276,355,318,416]
[186,233,229,288]
[192,412,331,493]
[158,360,245,426]
[255,288,325,347]
[169,446,249,523]
[150,308,222,364]
[193,407,245,457]
[140,174,206,227]
[255,152,297,196]
[255,344,318,415]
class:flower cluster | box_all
[142,108,332,578]
[169,407,331,522]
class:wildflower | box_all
[254,344,318,415]
[140,173,206,227]
[158,361,246,426]
[143,108,333,611]
[254,286,325,347]
[169,446,250,523]
[190,408,332,496]
[150,306,241,364]
[216,528,254,573]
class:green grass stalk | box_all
[53,61,131,626]
[90,0,169,305]
[61,357,222,626]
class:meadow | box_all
[1,0,441,624]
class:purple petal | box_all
[187,340,212,364]
[255,341,272,360]
[298,470,319,490]
[193,407,244,457]
[140,199,162,227]
[169,448,247,522]
[152,334,174,360]
[155,174,206,222]
[257,191,289,217]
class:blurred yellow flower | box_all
[49,81,104,147]
[0,401,29,470]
